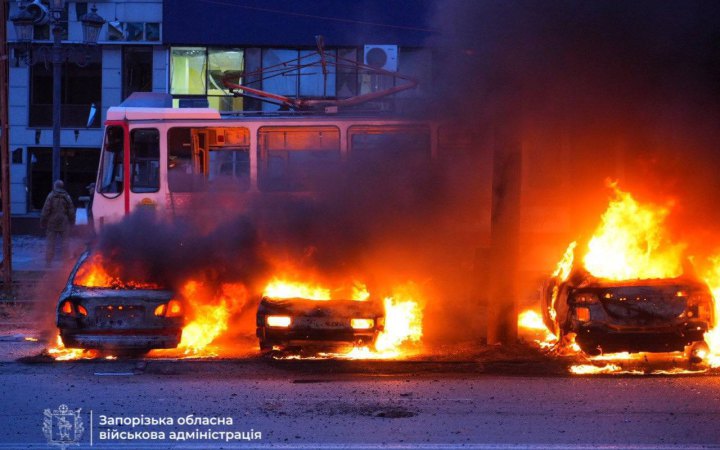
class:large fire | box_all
[264,278,332,301]
[582,183,685,280]
[263,278,423,358]
[701,257,720,368]
[518,182,720,374]
[74,253,160,289]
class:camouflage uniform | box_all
[40,182,76,264]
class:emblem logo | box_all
[43,404,84,449]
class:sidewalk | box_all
[3,234,90,273]
[4,207,92,273]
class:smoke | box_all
[89,1,720,350]
[426,1,720,308]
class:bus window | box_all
[207,127,250,191]
[168,127,199,192]
[349,125,431,166]
[98,125,124,196]
[208,148,250,190]
[130,128,160,193]
[258,126,340,192]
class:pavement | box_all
[4,233,90,273]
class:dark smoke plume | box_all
[90,1,720,348]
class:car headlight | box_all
[266,315,292,328]
[350,318,374,330]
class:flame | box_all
[569,364,624,375]
[263,278,332,300]
[518,309,557,349]
[352,282,371,301]
[582,183,685,280]
[701,256,720,368]
[374,286,424,356]
[545,183,720,374]
[553,241,576,282]
[74,253,160,289]
[264,279,424,359]
[150,280,249,358]
[47,334,102,361]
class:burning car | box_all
[256,296,385,354]
[541,184,716,360]
[543,269,714,357]
[57,251,184,353]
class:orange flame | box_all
[74,253,160,289]
[549,182,716,374]
[149,280,250,358]
[175,281,248,356]
[701,256,720,368]
[263,278,424,358]
[263,278,332,300]
[374,285,424,355]
[47,334,102,361]
[553,242,576,282]
[517,309,556,349]
[583,183,685,280]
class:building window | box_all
[12,148,23,164]
[208,48,243,112]
[123,47,153,100]
[28,147,99,210]
[29,47,102,128]
[170,47,206,95]
[107,21,161,42]
[171,47,245,111]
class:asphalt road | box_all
[1,353,720,449]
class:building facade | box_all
[6,0,434,216]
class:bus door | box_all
[127,127,164,214]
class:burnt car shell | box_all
[57,251,183,352]
[544,272,714,355]
[256,297,384,353]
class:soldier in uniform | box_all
[40,180,76,266]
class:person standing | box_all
[40,180,76,265]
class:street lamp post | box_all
[11,1,104,186]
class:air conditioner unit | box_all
[363,45,398,72]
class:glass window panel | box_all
[29,47,102,128]
[170,47,207,95]
[123,47,153,100]
[258,126,340,192]
[168,127,203,192]
[208,48,243,96]
[299,50,336,97]
[261,49,298,97]
[336,48,358,98]
[145,23,160,41]
[349,126,431,165]
[130,128,160,193]
[98,126,124,195]
[125,22,144,41]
